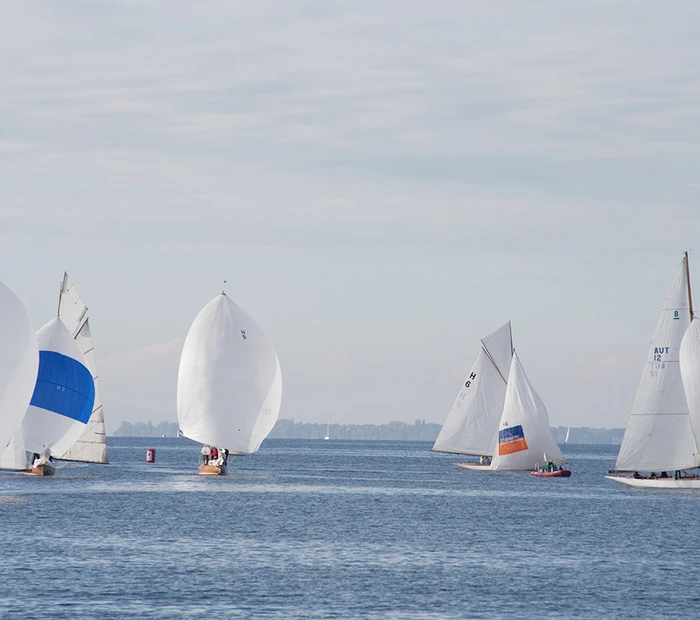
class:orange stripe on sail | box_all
[498,437,528,455]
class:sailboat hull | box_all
[606,475,700,489]
[455,462,492,471]
[198,464,227,476]
[26,463,55,476]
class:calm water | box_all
[1,438,699,619]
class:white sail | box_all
[22,317,96,457]
[55,274,108,463]
[0,427,27,471]
[615,257,697,472]
[432,322,512,456]
[565,427,570,443]
[0,280,39,456]
[680,319,700,462]
[490,352,564,471]
[177,293,282,454]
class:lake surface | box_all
[1,438,698,619]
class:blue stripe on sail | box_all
[29,350,95,423]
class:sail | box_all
[615,257,696,472]
[432,322,512,456]
[0,427,27,471]
[680,319,700,463]
[0,280,39,455]
[177,293,282,454]
[490,352,564,471]
[22,317,96,457]
[55,274,108,463]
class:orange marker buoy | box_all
[146,448,156,463]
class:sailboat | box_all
[432,322,513,470]
[490,352,568,475]
[324,422,330,441]
[21,316,96,476]
[53,273,109,464]
[607,252,700,488]
[177,291,282,475]
[565,427,570,444]
[0,280,39,471]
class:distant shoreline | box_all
[111,419,624,445]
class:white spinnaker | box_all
[0,281,39,455]
[22,318,95,457]
[432,322,512,456]
[56,274,108,463]
[615,257,696,472]
[490,352,564,471]
[680,319,700,464]
[0,427,27,471]
[177,293,282,454]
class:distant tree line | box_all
[110,419,625,444]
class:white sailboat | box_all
[324,422,330,441]
[54,273,109,464]
[432,322,512,470]
[0,279,39,463]
[489,352,566,473]
[565,427,570,444]
[607,252,700,488]
[177,291,282,475]
[22,317,96,475]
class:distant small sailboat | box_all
[432,322,513,470]
[177,290,282,475]
[607,252,700,488]
[565,427,570,444]
[22,316,96,476]
[324,422,330,441]
[489,352,568,475]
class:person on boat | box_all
[660,471,669,478]
[201,445,210,465]
[633,471,642,479]
[675,470,682,480]
[479,455,491,465]
[210,446,219,462]
[221,448,229,466]
[546,460,553,472]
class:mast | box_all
[686,251,694,322]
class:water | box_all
[1,438,699,619]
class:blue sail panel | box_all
[29,350,95,424]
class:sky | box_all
[1,1,700,433]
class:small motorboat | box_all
[531,468,571,478]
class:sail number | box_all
[455,373,477,408]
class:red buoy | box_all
[146,448,156,463]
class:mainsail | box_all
[0,428,27,471]
[0,280,39,455]
[490,352,564,471]
[432,322,512,456]
[22,318,96,457]
[55,273,109,463]
[679,319,700,461]
[177,293,282,454]
[614,255,697,472]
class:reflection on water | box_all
[0,438,698,619]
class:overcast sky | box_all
[1,1,699,432]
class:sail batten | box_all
[177,293,282,454]
[615,256,697,472]
[432,322,513,456]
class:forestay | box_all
[55,273,109,463]
[680,319,700,463]
[615,257,697,472]
[177,293,282,454]
[490,352,563,471]
[22,318,96,457]
[432,322,512,456]
[0,280,39,455]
